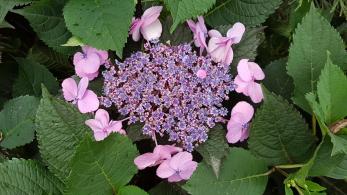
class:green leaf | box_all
[0,96,39,149]
[13,58,59,97]
[329,133,347,155]
[205,0,282,27]
[65,134,138,194]
[196,124,228,178]
[287,4,347,113]
[248,89,316,165]
[0,0,32,23]
[325,154,347,179]
[149,182,188,195]
[63,0,135,57]
[0,159,64,194]
[35,86,90,181]
[316,56,347,124]
[61,36,84,47]
[163,0,216,33]
[118,185,148,195]
[161,16,193,46]
[126,122,149,142]
[18,0,74,54]
[263,58,294,100]
[183,148,269,195]
[27,42,73,75]
[305,181,326,192]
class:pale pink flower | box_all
[187,16,208,55]
[226,101,254,144]
[134,145,182,170]
[85,109,125,141]
[207,22,245,65]
[62,77,99,113]
[156,152,197,182]
[129,6,163,42]
[234,59,265,103]
[73,45,108,80]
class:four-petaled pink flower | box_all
[156,151,198,182]
[187,16,208,55]
[85,109,125,141]
[134,145,182,170]
[62,77,99,113]
[207,22,245,65]
[226,101,254,144]
[73,45,108,80]
[129,6,163,42]
[234,59,265,103]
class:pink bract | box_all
[187,16,208,55]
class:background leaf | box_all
[287,4,347,113]
[248,89,316,165]
[0,159,64,194]
[205,0,282,27]
[0,0,32,23]
[183,148,269,195]
[12,58,59,97]
[19,0,74,54]
[263,58,294,100]
[163,0,216,32]
[63,0,135,57]
[161,16,192,45]
[65,134,138,195]
[118,185,148,195]
[35,86,89,181]
[149,182,188,195]
[0,95,39,149]
[196,124,228,177]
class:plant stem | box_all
[312,115,317,136]
[275,164,304,169]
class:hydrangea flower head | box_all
[101,42,234,151]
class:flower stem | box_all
[275,164,304,169]
[152,132,158,146]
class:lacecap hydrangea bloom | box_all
[101,42,235,151]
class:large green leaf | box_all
[0,159,64,194]
[63,0,135,57]
[118,185,148,195]
[149,182,188,195]
[12,58,59,97]
[35,86,90,181]
[0,0,32,23]
[163,0,216,32]
[196,124,229,178]
[248,90,316,165]
[0,96,39,149]
[18,0,73,54]
[287,4,347,113]
[65,134,138,194]
[316,56,347,125]
[205,0,282,27]
[183,148,269,195]
[263,58,294,100]
[325,154,347,179]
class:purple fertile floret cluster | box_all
[101,42,234,151]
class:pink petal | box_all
[208,37,225,63]
[156,160,176,178]
[134,153,160,170]
[168,173,183,182]
[85,119,103,132]
[130,18,142,42]
[222,42,233,65]
[196,69,207,79]
[197,16,207,33]
[208,29,222,38]
[141,19,162,41]
[186,20,196,32]
[234,76,249,94]
[231,101,254,123]
[76,53,101,74]
[226,120,243,144]
[240,127,250,142]
[248,62,265,81]
[73,52,85,66]
[93,131,108,141]
[227,22,245,44]
[247,82,264,103]
[237,59,252,82]
[169,152,192,171]
[62,78,78,101]
[154,145,182,160]
[197,30,207,49]
[108,120,123,133]
[117,129,127,135]
[141,6,163,27]
[83,46,108,64]
[94,109,110,127]
[77,90,99,113]
[179,161,197,180]
[77,77,89,99]
[75,66,99,81]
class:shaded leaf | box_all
[65,134,138,194]
[149,182,188,195]
[0,96,39,149]
[118,185,148,195]
[161,16,192,46]
[35,86,90,181]
[0,0,32,23]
